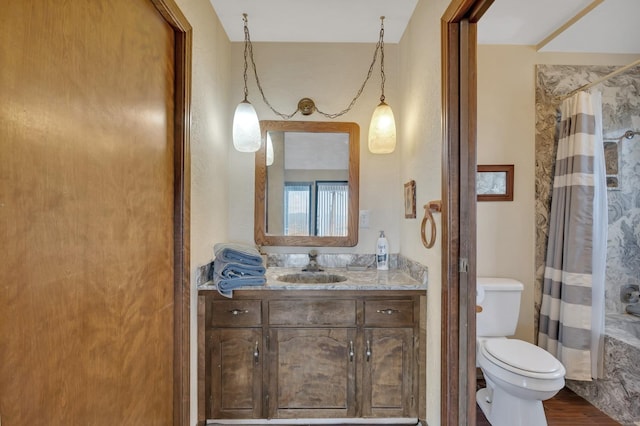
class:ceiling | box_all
[479,0,640,54]
[209,0,418,43]
[209,0,640,54]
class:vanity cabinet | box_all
[206,299,262,419]
[267,298,358,418]
[269,327,357,418]
[201,291,422,422]
[363,299,417,417]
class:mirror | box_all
[255,120,360,247]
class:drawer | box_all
[211,300,262,327]
[268,299,357,326]
[364,300,414,327]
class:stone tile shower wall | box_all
[536,65,640,424]
[535,64,640,322]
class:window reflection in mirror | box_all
[281,181,349,236]
[255,121,359,247]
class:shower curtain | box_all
[538,91,607,381]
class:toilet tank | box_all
[476,277,524,337]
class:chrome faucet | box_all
[621,284,640,303]
[302,249,323,272]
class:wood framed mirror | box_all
[255,120,360,247]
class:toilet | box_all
[476,277,566,426]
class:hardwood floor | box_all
[476,386,621,425]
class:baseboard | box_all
[206,418,421,425]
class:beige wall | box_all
[177,2,640,421]
[174,0,231,422]
[477,45,639,342]
[227,42,401,255]
[225,13,451,421]
[398,0,452,424]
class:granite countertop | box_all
[198,267,426,292]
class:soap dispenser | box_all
[376,231,389,270]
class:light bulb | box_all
[232,100,261,152]
[368,101,396,154]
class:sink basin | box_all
[277,272,348,284]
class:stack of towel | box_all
[213,242,266,298]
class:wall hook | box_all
[421,200,442,249]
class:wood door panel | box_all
[363,328,414,417]
[0,0,179,424]
[209,329,262,418]
[270,328,356,418]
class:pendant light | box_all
[232,14,261,153]
[266,133,274,166]
[234,14,396,154]
[368,16,396,154]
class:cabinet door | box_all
[269,328,357,418]
[208,328,262,419]
[362,328,415,417]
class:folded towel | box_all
[214,274,266,298]
[214,242,263,266]
[213,258,266,279]
[212,247,266,297]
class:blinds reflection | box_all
[284,183,311,236]
[316,182,348,237]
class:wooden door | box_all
[268,328,357,418]
[441,1,492,424]
[362,328,415,417]
[0,0,190,424]
[208,329,263,419]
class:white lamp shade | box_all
[368,101,396,154]
[266,133,274,166]
[232,100,261,152]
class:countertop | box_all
[198,267,426,292]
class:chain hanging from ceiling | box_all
[242,13,388,119]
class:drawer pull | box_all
[366,340,372,362]
[229,309,249,316]
[349,340,355,362]
[254,341,259,364]
[376,308,400,315]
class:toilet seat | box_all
[481,339,565,379]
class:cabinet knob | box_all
[366,340,372,362]
[254,341,259,364]
[229,309,249,316]
[349,340,355,362]
[376,308,400,315]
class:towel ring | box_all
[421,200,442,249]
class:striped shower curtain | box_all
[538,91,607,381]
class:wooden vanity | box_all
[197,274,426,424]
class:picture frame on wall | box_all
[477,165,514,201]
[404,180,416,218]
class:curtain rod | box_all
[559,58,640,101]
[615,130,639,140]
[536,0,604,52]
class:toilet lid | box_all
[483,339,562,374]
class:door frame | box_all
[150,1,192,424]
[441,1,493,424]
